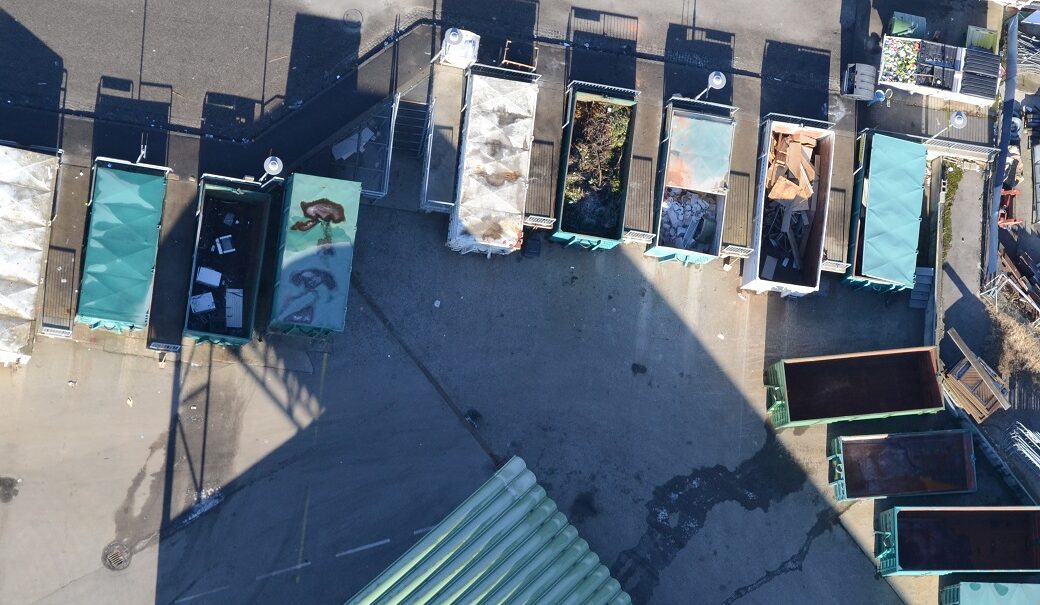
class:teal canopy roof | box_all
[270,174,361,335]
[347,457,631,605]
[76,164,167,332]
[860,134,925,288]
[665,109,735,195]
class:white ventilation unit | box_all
[439,28,480,69]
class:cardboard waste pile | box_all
[660,188,717,252]
[763,130,820,270]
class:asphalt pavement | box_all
[0,1,1027,605]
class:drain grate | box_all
[102,542,131,571]
[342,9,363,30]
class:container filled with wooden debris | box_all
[742,117,835,296]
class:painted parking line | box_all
[173,585,231,603]
[412,526,436,535]
[255,561,311,580]
[335,538,391,557]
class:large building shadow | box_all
[567,8,638,90]
[871,0,990,45]
[760,40,831,120]
[662,23,735,105]
[91,77,171,166]
[148,20,442,604]
[0,9,65,149]
[195,11,424,179]
[145,20,1028,605]
[439,0,540,66]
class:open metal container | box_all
[183,175,280,346]
[766,346,943,428]
[876,507,1040,576]
[741,114,835,297]
[551,81,639,251]
[645,97,737,265]
[829,430,976,500]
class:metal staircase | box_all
[909,267,934,309]
[393,101,430,156]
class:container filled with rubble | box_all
[659,188,719,253]
[646,101,736,265]
[741,117,835,296]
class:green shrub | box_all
[941,164,963,261]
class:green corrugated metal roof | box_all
[76,164,167,332]
[269,174,360,335]
[347,457,632,605]
[860,134,925,288]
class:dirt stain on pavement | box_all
[570,489,599,524]
[611,430,807,603]
[114,433,169,552]
[0,477,20,503]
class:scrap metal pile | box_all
[659,188,717,252]
[881,37,920,84]
[998,245,1040,322]
[762,130,821,271]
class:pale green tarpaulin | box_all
[944,582,1040,605]
[665,109,735,195]
[347,457,631,605]
[860,134,925,288]
[76,164,166,332]
[269,174,361,335]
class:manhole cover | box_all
[342,9,363,31]
[102,542,131,571]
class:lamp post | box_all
[259,156,283,183]
[694,71,727,101]
[926,111,968,143]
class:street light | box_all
[694,71,727,101]
[259,156,283,183]
[926,111,968,143]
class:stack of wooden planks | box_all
[764,130,822,269]
[944,328,1011,424]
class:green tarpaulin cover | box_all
[76,164,166,332]
[665,110,735,195]
[270,174,360,335]
[860,134,925,288]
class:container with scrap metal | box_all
[878,12,1000,106]
[552,82,638,250]
[829,430,976,501]
[846,131,927,292]
[742,116,834,296]
[645,98,736,265]
[876,507,1040,576]
[765,346,943,428]
[184,175,277,346]
[447,68,539,256]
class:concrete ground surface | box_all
[939,165,989,368]
[0,1,1032,605]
